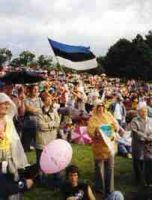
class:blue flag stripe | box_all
[48,38,91,54]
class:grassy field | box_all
[24,144,151,200]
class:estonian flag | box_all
[48,39,97,71]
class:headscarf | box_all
[92,100,106,115]
[0,93,17,118]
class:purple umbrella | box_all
[71,126,92,144]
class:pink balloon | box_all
[40,139,73,174]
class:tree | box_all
[103,33,152,80]
[145,30,152,49]
[104,38,133,78]
[96,56,105,72]
[19,51,35,67]
[0,48,12,66]
[10,58,21,68]
[37,55,52,70]
[131,34,152,80]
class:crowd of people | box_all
[0,68,152,199]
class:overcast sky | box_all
[0,0,152,57]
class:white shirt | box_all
[114,103,123,120]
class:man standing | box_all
[22,84,42,151]
[130,104,152,185]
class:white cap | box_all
[137,101,147,110]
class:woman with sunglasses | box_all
[87,100,119,198]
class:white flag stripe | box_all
[56,56,97,70]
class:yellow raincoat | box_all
[88,110,119,160]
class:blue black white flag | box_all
[48,38,97,70]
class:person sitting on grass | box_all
[117,130,132,159]
[62,165,124,200]
[62,165,96,200]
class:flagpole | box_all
[55,55,66,78]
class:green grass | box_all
[24,144,142,199]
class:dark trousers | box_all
[133,158,144,184]
[118,144,132,155]
[144,160,152,185]
[36,149,42,169]
[22,127,36,152]
[22,116,37,152]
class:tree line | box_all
[1,31,152,80]
[97,31,152,81]
[0,50,53,70]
